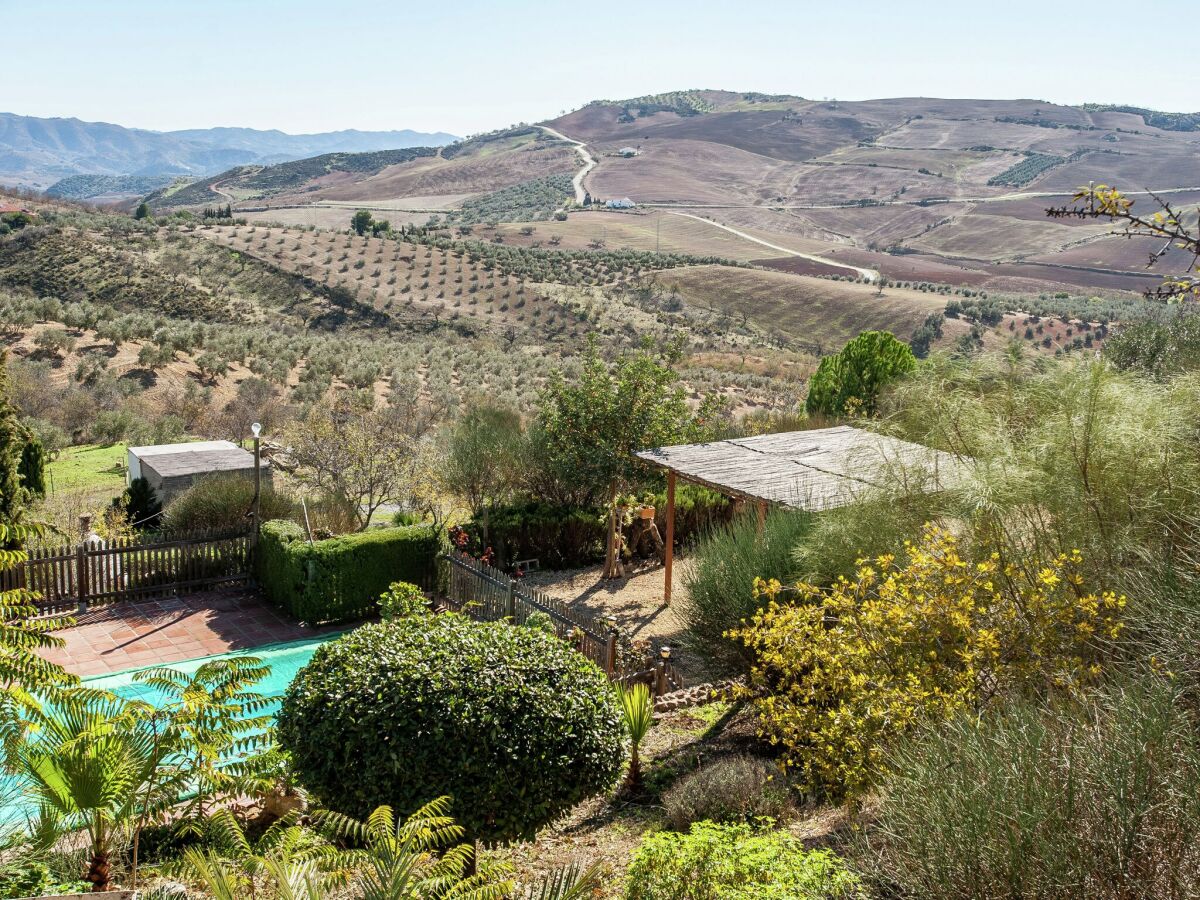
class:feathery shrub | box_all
[662,755,791,832]
[867,678,1200,899]
[681,508,811,673]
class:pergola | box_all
[634,425,961,603]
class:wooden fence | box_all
[2,529,254,613]
[443,552,684,695]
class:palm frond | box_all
[616,682,653,742]
[522,861,606,900]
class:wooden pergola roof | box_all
[635,425,959,512]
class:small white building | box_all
[605,197,636,209]
[128,440,269,505]
[617,147,639,158]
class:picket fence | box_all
[1,529,253,613]
[443,551,684,695]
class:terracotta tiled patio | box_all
[41,589,343,678]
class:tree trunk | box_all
[625,743,641,791]
[603,480,624,579]
[87,849,110,892]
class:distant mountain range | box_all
[0,113,458,193]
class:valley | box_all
[5,0,1200,889]
[118,92,1198,297]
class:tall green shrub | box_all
[163,476,297,534]
[257,521,438,624]
[470,485,733,570]
[805,330,916,417]
[277,617,624,845]
[0,354,33,528]
[681,509,811,673]
[468,501,605,568]
[441,400,523,542]
[117,477,161,529]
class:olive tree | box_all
[440,401,523,541]
[282,392,445,530]
[539,339,720,578]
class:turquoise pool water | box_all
[82,633,336,713]
[0,634,339,823]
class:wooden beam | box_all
[635,458,772,505]
[664,470,676,605]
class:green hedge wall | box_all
[257,520,439,624]
[467,485,736,570]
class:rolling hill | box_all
[0,112,457,193]
[165,91,1198,294]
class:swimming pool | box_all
[0,634,340,823]
[83,633,336,712]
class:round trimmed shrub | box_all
[277,615,625,845]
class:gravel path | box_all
[522,560,714,681]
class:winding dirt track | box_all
[666,212,879,281]
[538,124,595,204]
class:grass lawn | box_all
[47,443,127,495]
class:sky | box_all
[5,0,1196,137]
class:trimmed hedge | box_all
[467,486,736,570]
[277,616,625,844]
[257,520,438,624]
[470,501,605,568]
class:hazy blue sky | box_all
[7,0,1195,136]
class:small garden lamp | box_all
[656,645,672,697]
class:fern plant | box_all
[320,797,512,900]
[132,656,274,822]
[174,807,347,900]
[0,521,77,757]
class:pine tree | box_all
[17,438,46,499]
[0,354,31,528]
[118,477,161,528]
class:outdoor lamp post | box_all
[656,645,672,697]
[251,422,262,545]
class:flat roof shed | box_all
[128,440,268,505]
[634,425,961,602]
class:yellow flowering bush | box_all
[732,524,1125,799]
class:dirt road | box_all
[666,212,879,280]
[641,184,1200,213]
[538,124,595,204]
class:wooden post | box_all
[655,658,667,697]
[663,470,676,605]
[75,543,88,614]
[605,628,618,677]
[505,580,516,620]
[757,499,768,534]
